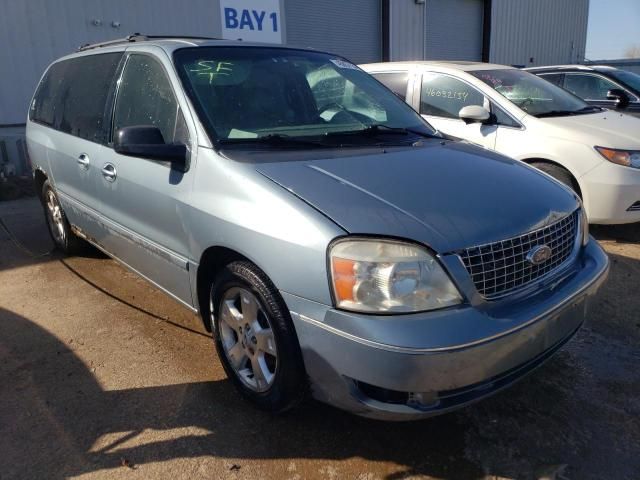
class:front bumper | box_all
[580,160,640,224]
[283,240,609,420]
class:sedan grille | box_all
[457,211,579,299]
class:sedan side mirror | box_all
[607,89,630,109]
[114,126,188,170]
[459,105,491,124]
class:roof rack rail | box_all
[77,33,221,52]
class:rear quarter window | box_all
[31,52,123,143]
[30,62,67,126]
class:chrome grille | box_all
[457,211,579,299]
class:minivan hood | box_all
[538,110,640,149]
[257,141,579,253]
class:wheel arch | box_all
[196,245,261,332]
[521,157,583,199]
[33,168,48,203]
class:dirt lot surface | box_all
[1,197,639,480]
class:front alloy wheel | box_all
[209,261,306,412]
[218,287,278,392]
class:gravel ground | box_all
[0,197,638,480]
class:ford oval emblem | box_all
[527,245,552,265]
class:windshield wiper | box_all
[576,105,604,113]
[535,110,578,118]
[535,105,603,118]
[324,124,436,139]
[218,133,328,148]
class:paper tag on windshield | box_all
[330,58,359,70]
[228,129,258,139]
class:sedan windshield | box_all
[471,69,594,118]
[174,47,435,146]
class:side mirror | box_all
[459,105,491,124]
[114,126,187,170]
[607,89,630,109]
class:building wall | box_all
[286,0,381,64]
[424,0,484,61]
[389,0,425,61]
[490,0,589,67]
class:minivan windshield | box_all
[174,47,436,146]
[471,69,596,118]
[609,69,640,95]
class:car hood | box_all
[538,110,640,149]
[257,141,579,253]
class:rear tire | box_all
[208,261,306,413]
[531,162,579,196]
[41,180,84,254]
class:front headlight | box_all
[580,207,589,246]
[329,239,462,313]
[595,146,640,169]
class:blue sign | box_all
[220,0,282,44]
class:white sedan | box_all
[361,61,640,224]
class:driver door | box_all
[417,71,497,150]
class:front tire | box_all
[531,162,579,196]
[209,261,306,412]
[41,180,84,254]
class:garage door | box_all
[425,0,484,61]
[285,0,381,64]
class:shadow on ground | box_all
[591,222,640,244]
[0,307,485,479]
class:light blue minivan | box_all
[27,35,609,420]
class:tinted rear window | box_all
[30,62,67,127]
[31,52,123,143]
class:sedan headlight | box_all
[329,239,462,313]
[595,146,640,169]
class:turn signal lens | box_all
[595,146,640,169]
[332,258,356,302]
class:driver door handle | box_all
[77,153,90,170]
[101,163,117,182]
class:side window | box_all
[420,73,485,119]
[30,61,68,126]
[491,104,520,128]
[372,72,409,100]
[539,73,564,87]
[31,53,122,142]
[564,73,618,100]
[114,55,188,144]
[57,53,123,142]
